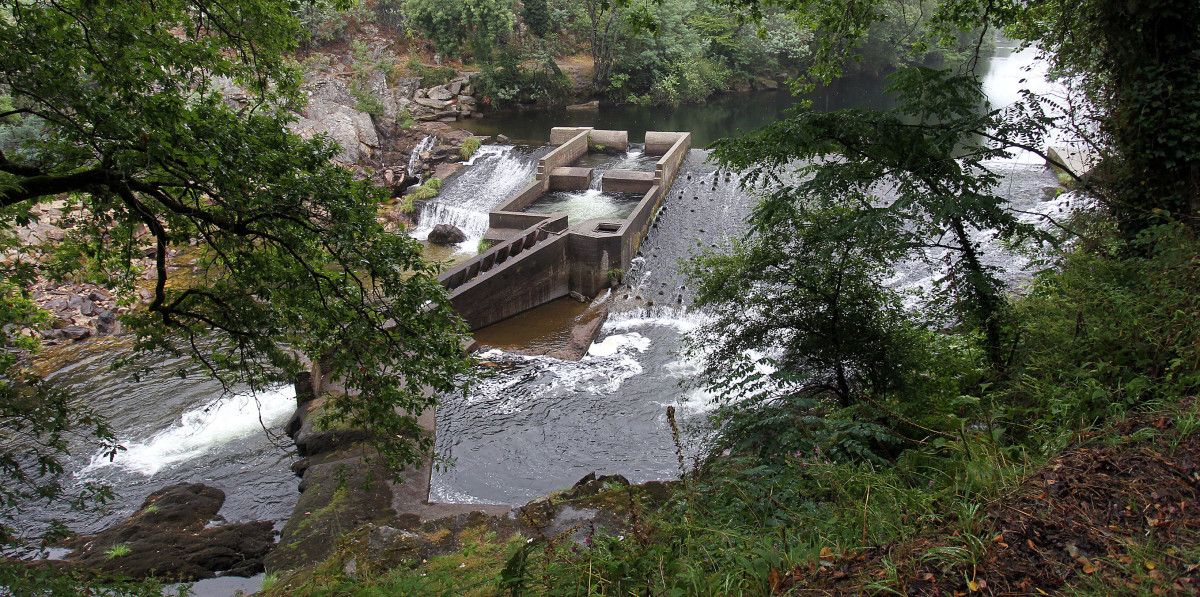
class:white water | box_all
[411,145,538,253]
[407,135,436,183]
[81,386,296,477]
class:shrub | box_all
[460,137,482,160]
[407,177,442,202]
[405,56,456,88]
[1002,223,1200,444]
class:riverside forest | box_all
[1,0,1199,595]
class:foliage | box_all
[1002,223,1200,445]
[404,56,457,88]
[104,543,132,559]
[0,560,170,596]
[474,46,572,107]
[522,0,552,38]
[0,0,471,548]
[296,1,374,49]
[407,177,443,202]
[374,0,406,30]
[1004,0,1200,236]
[460,137,482,160]
[404,0,516,59]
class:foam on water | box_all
[81,386,296,477]
[411,145,538,252]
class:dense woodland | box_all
[2,0,1200,594]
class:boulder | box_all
[427,224,467,246]
[414,97,450,110]
[427,85,454,101]
[62,483,275,581]
[448,80,463,95]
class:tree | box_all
[405,0,516,60]
[0,0,470,541]
[1004,0,1200,237]
[712,67,1046,369]
[522,0,551,39]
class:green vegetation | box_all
[407,177,443,202]
[0,0,470,561]
[460,137,483,160]
[267,0,1200,593]
[404,56,457,88]
[104,544,132,560]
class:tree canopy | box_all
[0,0,470,539]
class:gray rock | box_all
[448,80,463,95]
[462,84,474,96]
[457,95,477,106]
[427,85,453,101]
[62,326,91,340]
[427,224,467,246]
[62,483,274,582]
[394,76,421,100]
[413,97,450,110]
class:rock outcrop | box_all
[62,483,275,581]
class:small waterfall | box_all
[412,145,538,251]
[407,135,437,184]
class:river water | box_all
[12,35,1065,573]
[430,39,1070,505]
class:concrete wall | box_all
[567,229,623,297]
[601,170,655,194]
[550,127,593,145]
[549,167,593,190]
[589,129,629,152]
[441,216,571,329]
[497,179,548,212]
[489,211,552,231]
[645,131,683,156]
[538,129,590,180]
[448,233,572,330]
[651,132,691,192]
[451,130,694,330]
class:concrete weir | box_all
[438,127,692,330]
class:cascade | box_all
[412,145,537,250]
[406,135,437,184]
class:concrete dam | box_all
[437,127,692,330]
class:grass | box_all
[460,137,482,161]
[407,177,442,202]
[104,544,131,559]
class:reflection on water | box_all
[473,297,591,354]
[454,72,905,147]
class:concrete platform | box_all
[549,166,593,190]
[601,169,656,193]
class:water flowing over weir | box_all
[432,143,1073,505]
[411,145,543,251]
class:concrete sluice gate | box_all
[438,128,692,330]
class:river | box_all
[10,34,1065,585]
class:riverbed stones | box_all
[62,483,274,581]
[427,223,467,245]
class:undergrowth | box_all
[308,221,1200,595]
